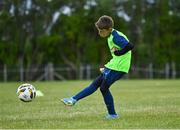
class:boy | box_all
[61,15,134,119]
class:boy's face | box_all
[96,27,112,38]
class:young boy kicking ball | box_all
[61,15,134,119]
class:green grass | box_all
[0,80,180,129]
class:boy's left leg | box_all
[101,87,116,115]
[100,68,125,118]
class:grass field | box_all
[0,80,180,129]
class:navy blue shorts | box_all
[102,68,126,86]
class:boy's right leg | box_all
[73,74,103,100]
[61,74,103,106]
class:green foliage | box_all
[0,0,179,69]
[37,34,63,63]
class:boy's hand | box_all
[100,67,104,73]
[111,47,119,53]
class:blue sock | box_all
[102,90,116,115]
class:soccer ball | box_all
[17,83,36,102]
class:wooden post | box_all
[48,63,54,80]
[149,63,153,79]
[171,62,176,79]
[79,65,83,80]
[86,65,91,80]
[45,65,48,81]
[4,64,7,82]
[165,63,170,79]
[20,64,24,81]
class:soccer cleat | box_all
[61,97,77,106]
[105,114,119,119]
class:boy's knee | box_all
[100,80,110,94]
[92,74,103,87]
[100,87,108,94]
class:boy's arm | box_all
[112,31,134,56]
[113,42,134,56]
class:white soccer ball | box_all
[17,83,36,102]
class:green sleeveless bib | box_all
[105,30,132,73]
